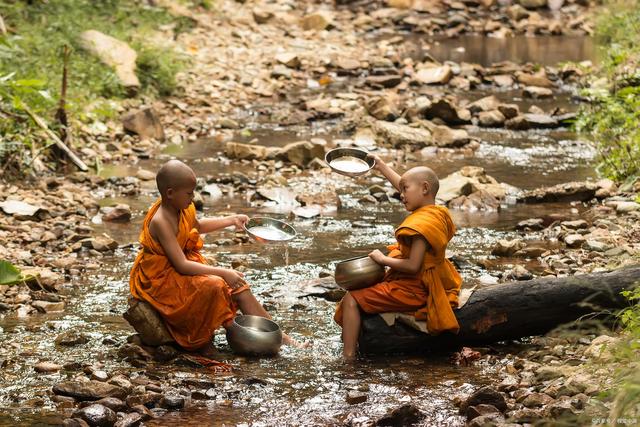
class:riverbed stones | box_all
[460,386,507,413]
[415,64,453,85]
[431,125,470,147]
[159,394,185,410]
[420,99,471,125]
[102,204,131,223]
[55,331,90,346]
[564,234,585,248]
[34,361,63,373]
[519,0,548,9]
[478,110,506,127]
[53,381,126,401]
[523,86,554,99]
[518,181,600,203]
[73,403,116,427]
[372,120,432,147]
[491,239,526,257]
[299,11,333,31]
[122,107,164,140]
[225,142,278,161]
[365,96,400,121]
[123,298,175,346]
[376,404,425,426]
[113,412,142,427]
[277,141,325,167]
[466,404,501,421]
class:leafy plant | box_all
[0,259,25,286]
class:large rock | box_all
[123,298,175,346]
[80,30,139,90]
[478,110,506,127]
[376,404,425,426]
[122,107,164,140]
[365,96,400,121]
[372,121,432,147]
[299,11,333,31]
[523,86,553,99]
[420,99,471,125]
[468,95,500,113]
[415,65,453,85]
[72,404,117,427]
[437,173,476,203]
[276,141,325,167]
[431,125,470,147]
[505,114,559,130]
[491,239,526,257]
[460,386,507,413]
[518,181,600,203]
[53,381,126,401]
[516,72,554,88]
[225,142,278,161]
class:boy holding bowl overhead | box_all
[334,155,462,359]
[129,160,303,353]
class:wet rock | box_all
[518,181,599,203]
[543,399,577,418]
[154,345,179,362]
[346,390,368,405]
[523,86,553,99]
[460,386,508,413]
[32,300,65,313]
[365,96,399,121]
[437,173,475,203]
[498,104,520,119]
[365,74,403,88]
[564,234,585,248]
[468,95,500,113]
[274,52,300,69]
[507,4,530,20]
[492,74,515,87]
[466,412,504,427]
[299,11,333,31]
[118,343,153,363]
[449,190,500,211]
[123,298,175,346]
[516,218,545,231]
[64,419,90,427]
[421,99,471,125]
[505,265,533,281]
[372,120,432,147]
[376,404,425,426]
[130,404,154,420]
[159,394,185,410]
[535,365,569,381]
[466,404,501,421]
[126,392,162,408]
[122,107,163,140]
[510,408,542,423]
[91,397,127,413]
[615,201,640,213]
[517,71,554,88]
[225,142,278,161]
[73,403,116,427]
[415,65,452,85]
[584,239,610,252]
[506,113,559,130]
[430,126,470,148]
[522,392,553,408]
[491,239,525,257]
[102,204,131,222]
[80,30,139,90]
[34,361,62,373]
[53,381,126,401]
[55,331,90,346]
[478,110,506,127]
[84,235,118,252]
[276,141,325,167]
[113,413,142,427]
[562,219,589,230]
[91,370,109,382]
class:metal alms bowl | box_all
[334,255,386,291]
[243,217,297,244]
[325,147,375,177]
[226,315,283,356]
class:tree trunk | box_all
[358,266,640,354]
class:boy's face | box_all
[399,175,429,212]
[167,179,196,210]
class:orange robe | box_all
[335,205,462,335]
[129,199,248,351]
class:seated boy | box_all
[334,155,462,359]
[129,159,300,352]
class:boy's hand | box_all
[368,249,386,265]
[233,214,249,231]
[219,269,246,289]
[367,154,384,171]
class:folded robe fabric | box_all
[129,199,248,351]
[335,204,462,335]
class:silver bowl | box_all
[325,147,375,177]
[226,315,283,356]
[244,217,296,244]
[335,255,386,291]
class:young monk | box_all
[130,159,301,353]
[334,155,462,359]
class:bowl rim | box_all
[324,147,375,176]
[231,314,282,334]
[336,254,381,265]
[243,216,297,242]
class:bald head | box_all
[402,166,439,197]
[156,160,196,196]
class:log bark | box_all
[359,265,640,354]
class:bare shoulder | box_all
[149,206,175,241]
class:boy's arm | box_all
[368,154,401,192]
[369,236,428,275]
[152,217,246,287]
[196,214,249,234]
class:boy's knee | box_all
[344,293,358,309]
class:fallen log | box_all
[359,266,640,354]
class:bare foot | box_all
[282,333,312,349]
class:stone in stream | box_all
[414,65,453,85]
[72,404,116,427]
[34,361,63,373]
[372,120,432,147]
[516,71,554,88]
[420,99,471,125]
[32,300,65,313]
[431,125,470,147]
[460,386,507,413]
[491,239,526,257]
[466,413,505,427]
[252,7,273,24]
[53,380,126,401]
[113,413,143,427]
[63,419,90,427]
[519,0,548,9]
[159,394,185,410]
[122,108,164,140]
[346,390,368,405]
[478,110,506,127]
[516,218,545,231]
[518,181,600,203]
[93,397,127,413]
[123,298,175,346]
[505,265,534,281]
[299,11,333,31]
[466,404,501,421]
[102,204,131,223]
[365,74,403,88]
[365,96,399,121]
[55,331,90,347]
[276,141,325,167]
[376,404,425,426]
[498,103,520,119]
[523,86,554,99]
[468,95,500,113]
[564,234,586,248]
[225,142,278,161]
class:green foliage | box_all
[575,0,640,182]
[0,0,189,171]
[0,260,24,286]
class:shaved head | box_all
[402,166,439,196]
[156,160,196,196]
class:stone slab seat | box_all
[123,297,175,346]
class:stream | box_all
[0,34,598,426]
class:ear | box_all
[422,181,431,195]
[166,187,174,198]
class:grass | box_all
[574,0,640,183]
[0,0,195,173]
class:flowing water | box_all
[0,35,598,426]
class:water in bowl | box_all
[329,156,370,174]
[247,225,291,241]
